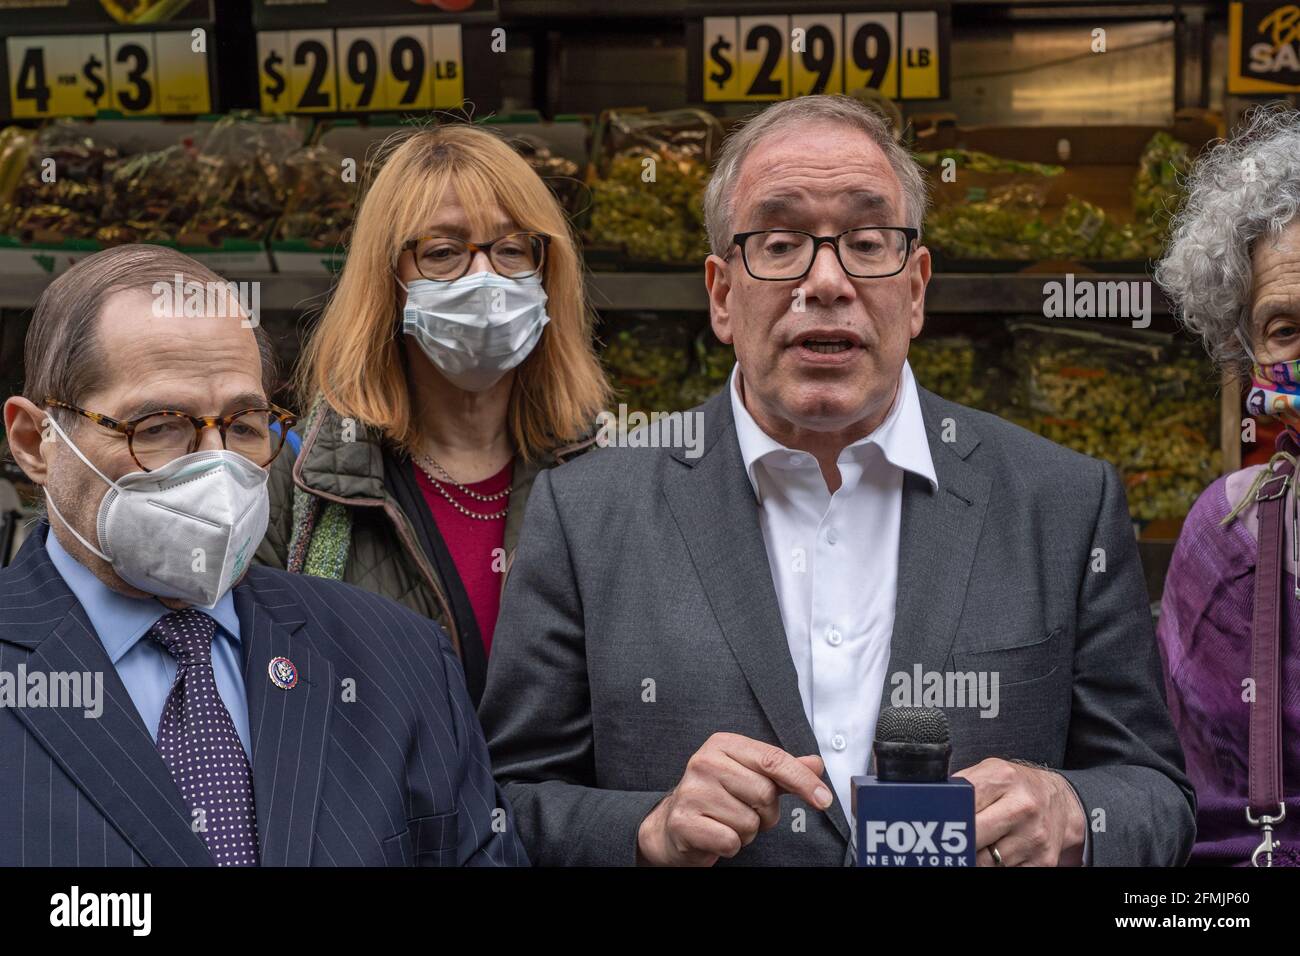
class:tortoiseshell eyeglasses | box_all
[401,232,551,282]
[44,398,297,473]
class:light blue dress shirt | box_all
[45,529,252,760]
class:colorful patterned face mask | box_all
[1245,359,1300,428]
[1237,327,1300,430]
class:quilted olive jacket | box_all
[255,400,595,703]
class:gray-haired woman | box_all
[1154,105,1300,866]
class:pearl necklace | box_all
[412,452,511,521]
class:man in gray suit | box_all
[480,95,1195,866]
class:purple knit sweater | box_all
[1156,467,1300,866]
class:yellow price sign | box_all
[791,14,843,96]
[430,24,463,110]
[383,26,432,110]
[900,11,939,99]
[1228,2,1300,94]
[844,13,897,98]
[259,23,465,115]
[697,10,942,103]
[736,16,789,101]
[336,27,384,111]
[257,32,289,114]
[6,34,110,118]
[702,17,742,102]
[287,30,336,113]
[152,30,210,114]
[107,34,159,115]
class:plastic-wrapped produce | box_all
[1003,323,1220,523]
[100,143,200,243]
[589,153,709,263]
[587,108,720,266]
[921,133,1191,263]
[180,113,300,245]
[1132,131,1190,233]
[908,335,993,412]
[0,122,119,240]
[600,320,693,413]
[274,144,356,249]
[0,127,36,221]
[510,133,584,214]
[923,183,1049,261]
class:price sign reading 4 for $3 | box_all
[259,26,464,113]
[6,31,211,117]
[700,9,944,102]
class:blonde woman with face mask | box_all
[256,124,611,705]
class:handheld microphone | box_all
[852,706,976,867]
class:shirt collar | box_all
[45,525,242,665]
[729,357,939,504]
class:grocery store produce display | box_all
[675,331,737,409]
[1000,323,1221,523]
[599,315,738,413]
[908,335,992,413]
[586,108,720,266]
[1130,131,1191,237]
[600,320,695,412]
[180,115,300,245]
[589,152,710,264]
[0,114,300,249]
[913,147,1065,179]
[0,125,121,242]
[274,144,357,250]
[0,116,587,260]
[921,132,1190,263]
[510,133,585,215]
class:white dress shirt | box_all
[729,359,938,825]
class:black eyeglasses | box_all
[44,398,297,472]
[400,232,551,282]
[729,227,919,281]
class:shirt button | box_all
[788,453,803,466]
[827,628,842,646]
[831,734,847,751]
[826,527,838,545]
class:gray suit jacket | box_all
[480,384,1196,866]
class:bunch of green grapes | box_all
[600,328,692,412]
[908,337,990,410]
[589,153,710,263]
[1009,341,1220,520]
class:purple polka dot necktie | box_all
[150,608,260,867]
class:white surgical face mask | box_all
[43,414,270,609]
[399,270,550,392]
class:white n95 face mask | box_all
[43,414,270,609]
[400,271,550,392]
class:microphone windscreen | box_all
[874,706,951,747]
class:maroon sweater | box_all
[413,460,512,656]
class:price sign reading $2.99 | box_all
[258,26,463,114]
[701,11,940,102]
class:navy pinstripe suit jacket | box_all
[0,523,528,867]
